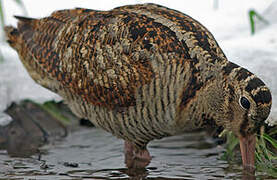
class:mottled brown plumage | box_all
[5,3,272,170]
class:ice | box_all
[0,113,12,126]
[0,0,276,124]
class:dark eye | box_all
[239,96,250,109]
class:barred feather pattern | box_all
[5,3,271,148]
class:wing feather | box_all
[7,8,156,109]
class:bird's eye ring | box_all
[239,96,250,110]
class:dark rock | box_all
[20,101,68,140]
[79,118,94,127]
[63,162,79,168]
[40,161,50,169]
[0,100,68,157]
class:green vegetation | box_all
[220,130,239,161]
[0,1,4,30]
[38,101,72,126]
[248,9,269,35]
[0,0,4,62]
[221,126,277,177]
[255,127,277,176]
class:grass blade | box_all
[213,0,219,10]
[0,0,4,63]
[249,9,269,35]
[38,101,71,125]
[13,0,27,15]
[0,49,4,63]
[262,133,277,149]
[0,0,5,29]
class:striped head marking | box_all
[222,61,272,169]
[237,75,271,136]
[222,62,272,137]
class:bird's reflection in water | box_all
[66,167,193,180]
[122,168,149,179]
[66,167,149,179]
[242,169,256,180]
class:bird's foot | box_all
[124,141,151,169]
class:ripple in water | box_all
[0,128,271,179]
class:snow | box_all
[0,0,277,125]
[0,113,12,126]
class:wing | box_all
[6,8,174,109]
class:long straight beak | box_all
[239,134,256,172]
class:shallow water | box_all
[0,128,271,179]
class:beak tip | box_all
[243,164,256,172]
[239,134,256,172]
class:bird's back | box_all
[5,3,227,147]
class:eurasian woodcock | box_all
[5,3,272,170]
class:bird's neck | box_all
[176,68,227,132]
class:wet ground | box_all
[1,127,273,180]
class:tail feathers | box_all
[14,15,35,21]
[14,15,37,32]
[4,26,19,49]
[4,16,37,49]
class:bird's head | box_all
[177,61,271,171]
[220,62,272,171]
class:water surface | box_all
[0,128,270,179]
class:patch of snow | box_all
[0,113,13,126]
[0,46,62,113]
[0,0,277,125]
[257,0,277,26]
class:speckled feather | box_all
[5,3,272,148]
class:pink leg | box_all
[124,141,152,169]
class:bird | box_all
[5,3,272,170]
